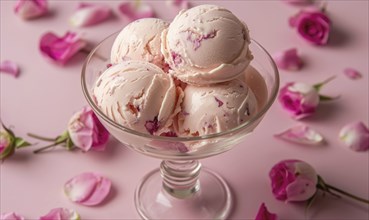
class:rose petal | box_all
[254,203,278,220]
[273,48,303,71]
[275,124,324,145]
[0,60,20,77]
[64,172,111,206]
[14,0,48,20]
[166,0,190,10]
[339,121,369,152]
[118,1,155,21]
[0,212,24,220]
[39,208,80,220]
[286,178,317,202]
[344,68,362,80]
[39,31,87,65]
[282,0,312,5]
[70,3,111,27]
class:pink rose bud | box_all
[0,212,25,220]
[70,3,112,27]
[339,121,369,152]
[1,124,30,161]
[39,31,87,65]
[14,0,48,20]
[254,203,278,220]
[68,106,110,152]
[273,48,303,71]
[289,8,331,45]
[278,82,320,119]
[269,160,318,202]
[39,208,80,220]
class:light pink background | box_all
[1,1,368,219]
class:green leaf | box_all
[313,76,336,92]
[56,131,69,143]
[319,94,339,101]
[14,137,31,149]
[66,137,74,151]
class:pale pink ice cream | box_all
[161,4,253,85]
[111,18,169,70]
[93,61,181,135]
[177,78,258,136]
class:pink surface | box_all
[1,1,368,219]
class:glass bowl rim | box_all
[81,32,280,142]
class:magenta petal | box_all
[0,212,24,220]
[70,3,112,27]
[79,174,112,206]
[39,31,87,65]
[0,60,20,77]
[273,48,303,71]
[39,208,80,220]
[14,0,48,20]
[339,121,369,152]
[344,68,362,80]
[254,203,278,220]
[282,0,312,5]
[275,124,324,145]
[118,1,155,21]
[64,172,98,203]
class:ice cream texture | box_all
[178,78,258,136]
[93,61,180,135]
[111,18,169,70]
[161,4,253,85]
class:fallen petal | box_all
[39,31,87,65]
[70,3,112,27]
[339,121,369,152]
[14,0,48,20]
[0,60,20,77]
[0,212,24,220]
[344,68,362,80]
[273,48,303,71]
[282,0,312,5]
[254,203,278,220]
[275,124,324,145]
[64,172,111,206]
[118,1,155,21]
[39,208,80,220]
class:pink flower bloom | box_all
[0,212,24,220]
[0,60,20,78]
[278,82,320,119]
[39,31,87,65]
[70,3,112,27]
[39,208,80,220]
[273,48,303,71]
[254,203,278,220]
[275,124,324,146]
[118,1,154,22]
[1,124,30,161]
[339,121,369,152]
[68,106,110,152]
[344,68,362,80]
[269,160,318,202]
[14,0,48,20]
[64,172,112,206]
[289,8,331,45]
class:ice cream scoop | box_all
[177,78,258,136]
[93,60,181,135]
[111,18,169,70]
[161,4,253,85]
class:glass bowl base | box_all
[135,167,233,219]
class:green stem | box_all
[27,133,55,142]
[325,183,369,204]
[33,140,65,154]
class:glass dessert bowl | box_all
[81,32,279,219]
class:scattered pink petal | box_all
[166,0,190,11]
[0,60,20,77]
[255,203,278,220]
[39,208,80,220]
[70,3,112,27]
[14,0,48,20]
[275,124,324,145]
[0,212,24,220]
[344,68,362,80]
[118,1,155,21]
[282,0,312,5]
[273,48,303,71]
[39,31,87,65]
[64,172,112,206]
[339,121,369,152]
